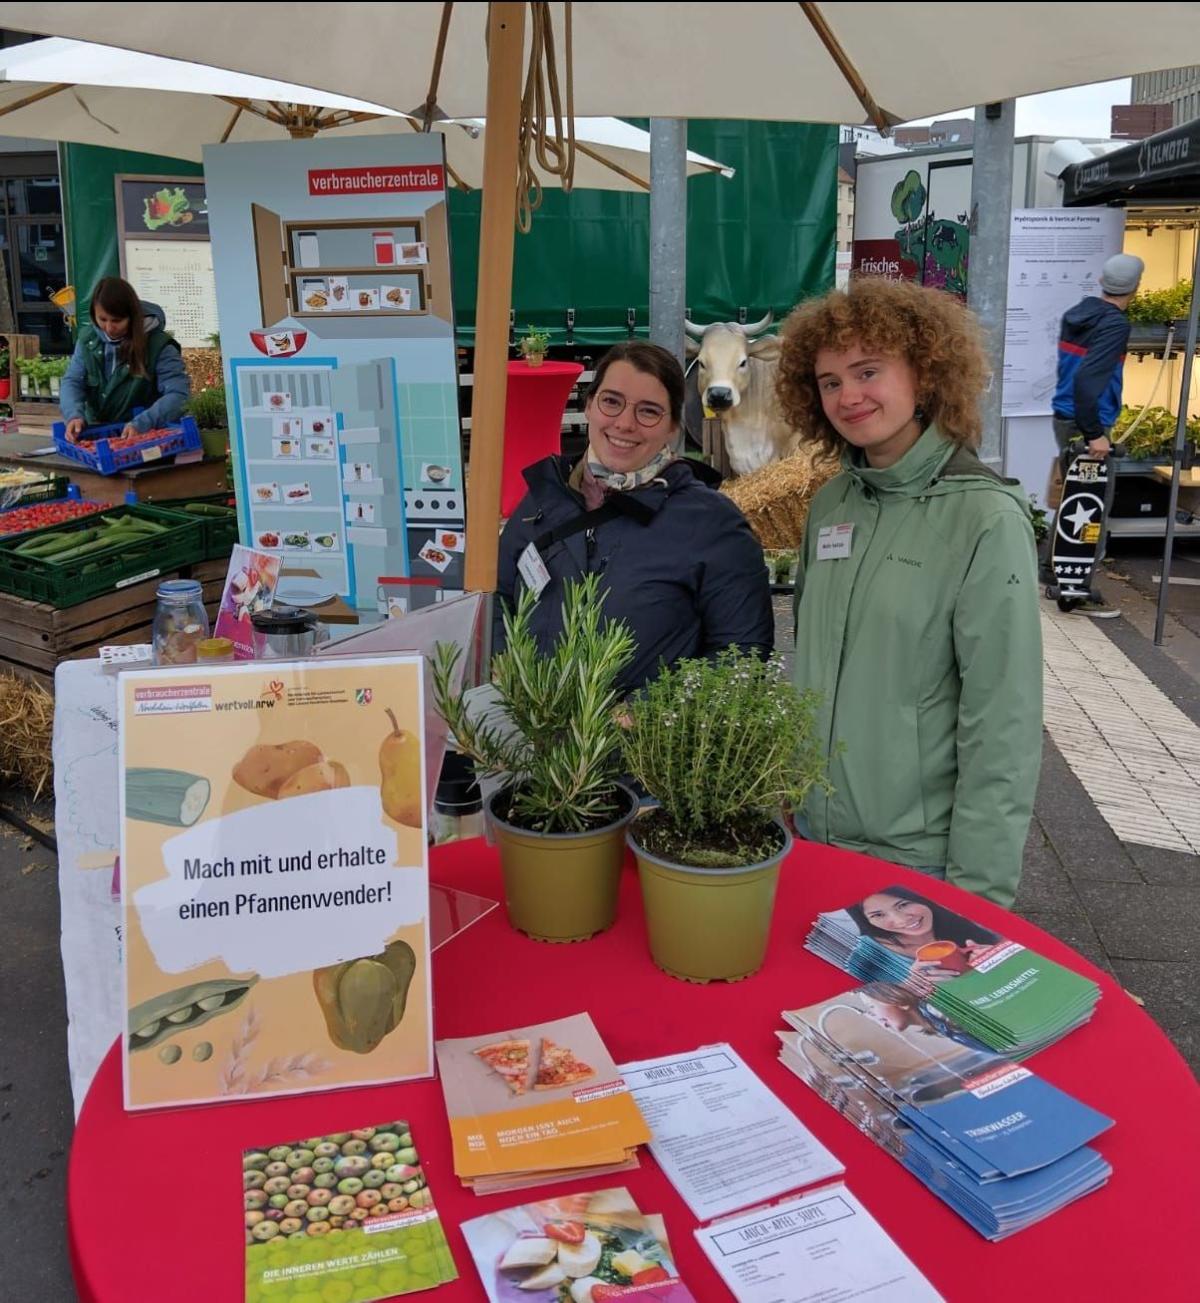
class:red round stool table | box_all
[501,360,584,516]
[67,839,1200,1301]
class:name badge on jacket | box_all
[518,542,551,597]
[816,523,854,561]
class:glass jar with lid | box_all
[153,579,210,665]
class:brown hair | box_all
[589,341,684,427]
[91,277,149,378]
[776,277,989,456]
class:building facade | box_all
[1131,66,1200,128]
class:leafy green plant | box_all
[1111,403,1200,458]
[432,574,635,834]
[620,649,830,868]
[519,325,550,359]
[1127,278,1194,325]
[1028,495,1049,543]
[0,346,10,376]
[185,385,229,431]
[16,356,59,393]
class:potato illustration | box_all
[233,741,324,799]
[278,761,351,800]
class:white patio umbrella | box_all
[8,1,1200,590]
[0,38,733,192]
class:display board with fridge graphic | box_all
[206,135,463,610]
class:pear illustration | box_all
[380,708,423,828]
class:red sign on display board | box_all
[308,165,447,195]
[850,239,917,282]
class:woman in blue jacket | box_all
[495,341,773,694]
[59,277,190,441]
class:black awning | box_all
[1062,119,1200,206]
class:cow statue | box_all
[684,313,800,476]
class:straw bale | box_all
[0,674,54,799]
[720,448,841,550]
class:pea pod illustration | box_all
[128,975,258,1052]
[313,941,416,1054]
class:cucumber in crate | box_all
[0,503,204,607]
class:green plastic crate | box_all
[149,493,239,561]
[0,504,205,608]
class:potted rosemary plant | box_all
[620,649,829,982]
[432,574,638,942]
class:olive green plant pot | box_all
[629,817,791,983]
[487,785,637,942]
[200,426,230,460]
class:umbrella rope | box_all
[516,2,576,232]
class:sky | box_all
[902,79,1133,140]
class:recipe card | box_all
[694,1183,943,1303]
[620,1044,842,1221]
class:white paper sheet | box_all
[620,1043,843,1221]
[694,1183,943,1303]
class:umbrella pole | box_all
[464,1,526,593]
[1153,225,1200,646]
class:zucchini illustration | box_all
[126,768,211,827]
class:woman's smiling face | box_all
[862,892,934,940]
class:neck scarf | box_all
[572,443,676,509]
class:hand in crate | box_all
[52,416,202,475]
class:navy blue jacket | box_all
[494,455,773,694]
[1053,296,1130,438]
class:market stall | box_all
[65,836,1200,1303]
[1062,117,1200,642]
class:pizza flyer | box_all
[119,656,432,1110]
[243,1119,457,1303]
[461,1187,697,1303]
[435,1013,651,1188]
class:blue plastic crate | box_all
[52,415,202,475]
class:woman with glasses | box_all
[494,340,772,693]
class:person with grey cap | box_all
[1049,251,1145,617]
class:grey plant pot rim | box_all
[627,813,793,876]
[486,781,639,841]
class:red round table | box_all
[68,839,1200,1302]
[501,360,584,517]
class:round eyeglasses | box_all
[594,389,668,428]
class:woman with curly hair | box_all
[777,278,1041,907]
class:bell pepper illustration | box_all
[312,940,416,1054]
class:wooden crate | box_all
[0,558,227,689]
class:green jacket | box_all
[793,425,1042,907]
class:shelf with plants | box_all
[1126,277,1198,353]
[14,355,69,402]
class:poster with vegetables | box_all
[243,1120,457,1303]
[119,656,431,1110]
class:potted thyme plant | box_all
[432,574,638,942]
[620,649,829,982]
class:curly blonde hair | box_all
[776,278,989,456]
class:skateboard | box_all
[1048,446,1120,612]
